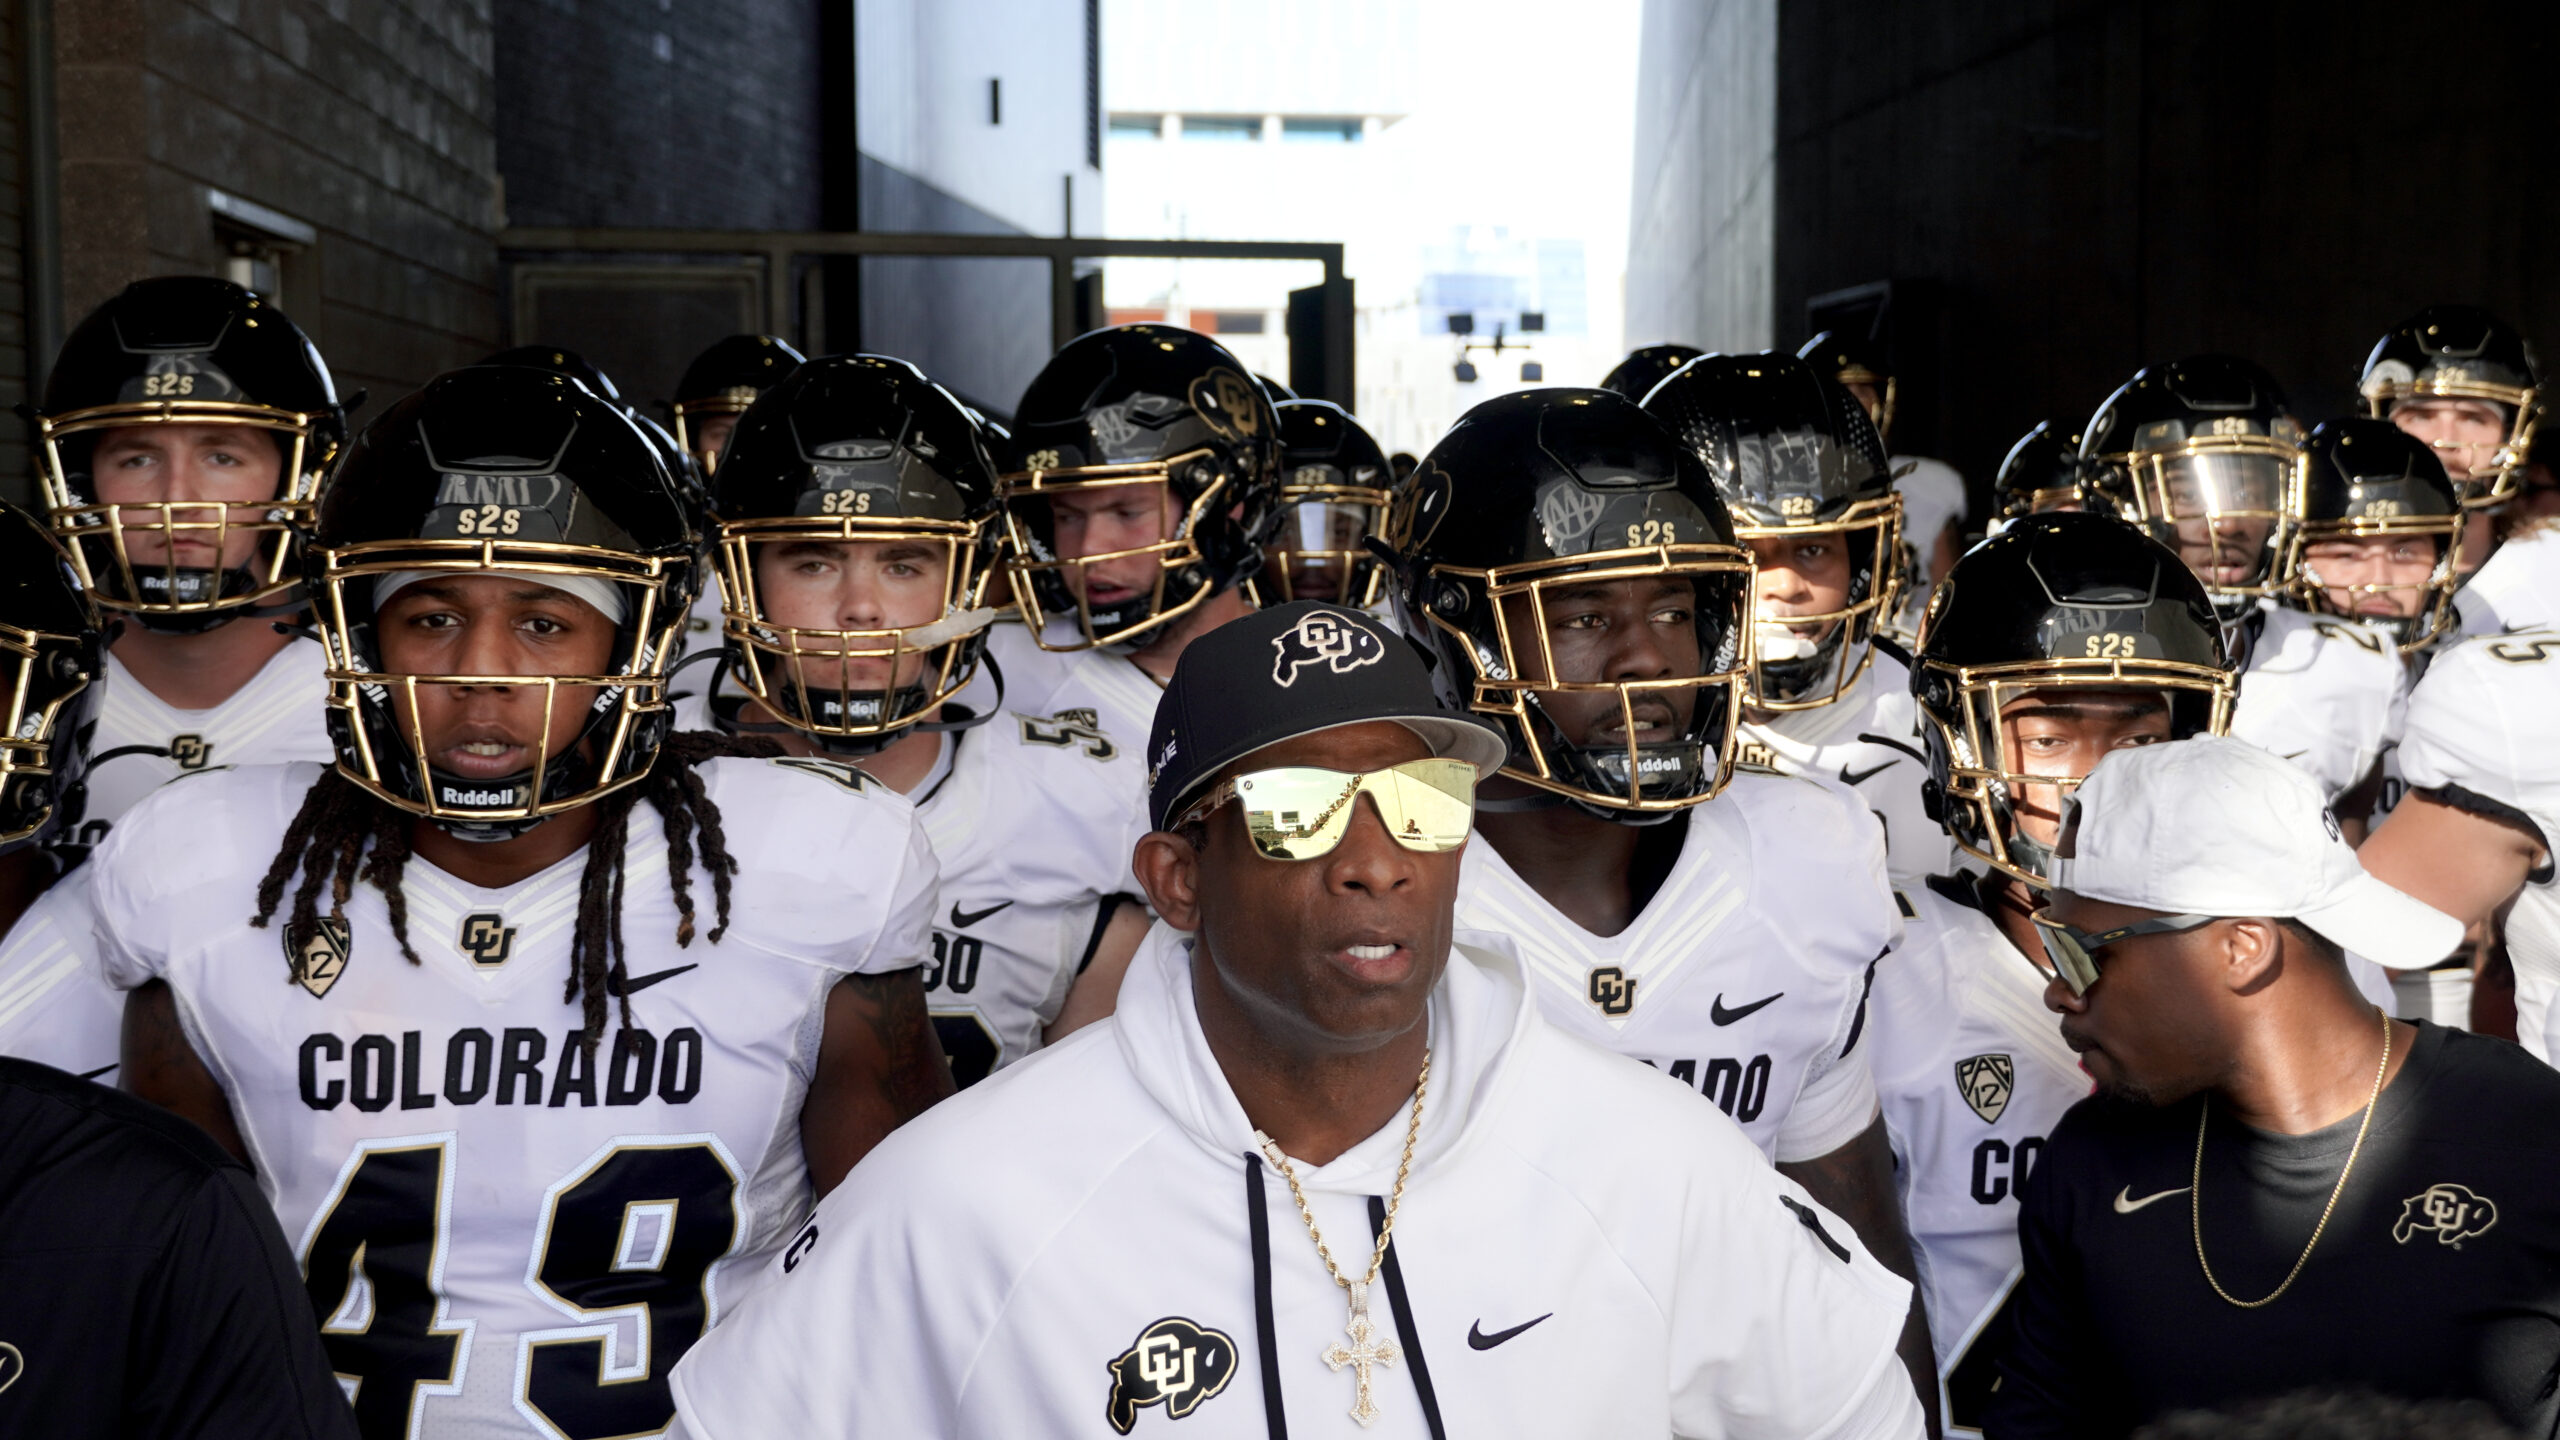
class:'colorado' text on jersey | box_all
[1454,770,1900,1163]
[89,757,937,1440]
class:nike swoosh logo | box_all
[1710,991,1783,1026]
[76,1063,116,1082]
[606,963,698,997]
[1839,759,1897,788]
[1467,1313,1552,1350]
[2113,1185,2188,1214]
[949,900,1014,928]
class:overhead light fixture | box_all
[1447,312,1475,336]
[1454,360,1479,383]
[1519,312,1545,333]
[1520,361,1543,382]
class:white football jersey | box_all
[1454,770,1900,1163]
[913,710,1150,1084]
[1737,644,1952,886]
[2230,603,2406,801]
[77,636,334,847]
[2457,527,2560,636]
[2394,628,2560,1061]
[0,866,119,1081]
[91,757,938,1440]
[1869,875,2087,1434]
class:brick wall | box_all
[53,0,501,435]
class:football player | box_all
[1644,351,1947,885]
[33,276,344,847]
[708,354,1151,1084]
[1396,386,1941,1421]
[1253,398,1407,612]
[102,365,951,1440]
[992,324,1284,746]
[670,333,807,475]
[0,502,115,1075]
[2291,418,2468,658]
[1884,510,2239,1433]
[1800,329,1970,609]
[2360,304,2539,586]
[1987,420,2089,533]
[1598,341,1704,402]
[2080,355,2406,803]
[2360,625,2559,1063]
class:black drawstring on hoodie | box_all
[1241,1152,1447,1439]
[1245,1152,1290,1439]
[1370,1196,1448,1440]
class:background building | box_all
[1627,0,2560,519]
[1,0,1101,506]
[1103,0,1640,456]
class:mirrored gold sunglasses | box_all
[1175,757,1478,861]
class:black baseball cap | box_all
[1146,602,1509,831]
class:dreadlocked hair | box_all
[251,730,786,1053]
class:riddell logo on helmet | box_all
[439,785,522,808]
[1269,613,1385,687]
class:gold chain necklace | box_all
[2192,1007,2391,1308]
[1254,1049,1430,1429]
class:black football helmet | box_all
[1991,420,2090,528]
[311,366,698,840]
[2080,355,2306,616]
[2359,305,2541,509]
[1642,352,1904,710]
[672,334,807,474]
[1598,344,1704,404]
[2292,418,2465,652]
[479,345,626,406]
[1256,373,1298,403]
[37,276,345,633]
[1258,400,1405,608]
[1393,388,1753,820]
[0,503,103,855]
[1797,330,1896,443]
[710,355,1006,755]
[999,324,1283,650]
[1913,511,2235,886]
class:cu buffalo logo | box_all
[1187,367,1265,441]
[457,912,516,967]
[1106,1317,1237,1433]
[1270,612,1386,687]
[1588,965,1638,1017]
[2393,1183,2498,1249]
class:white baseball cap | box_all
[2055,735,2463,970]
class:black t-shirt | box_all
[1985,1022,2560,1438]
[0,1058,358,1439]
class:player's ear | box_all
[1133,830,1203,933]
[2221,916,2283,995]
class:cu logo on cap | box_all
[1270,613,1386,687]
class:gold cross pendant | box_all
[1322,1282,1401,1427]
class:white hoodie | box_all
[669,925,1922,1439]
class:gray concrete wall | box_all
[1624,0,1776,354]
[1767,0,2560,494]
[57,0,501,420]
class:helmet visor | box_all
[2117,443,2300,597]
[1262,483,1392,606]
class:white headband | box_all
[371,569,629,626]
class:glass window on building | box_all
[1281,116,1364,143]
[1108,113,1163,138]
[1182,115,1262,141]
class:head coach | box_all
[667,601,1923,1438]
[1984,736,2560,1438]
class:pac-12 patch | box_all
[1106,1316,1237,1433]
[1956,1053,2014,1124]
